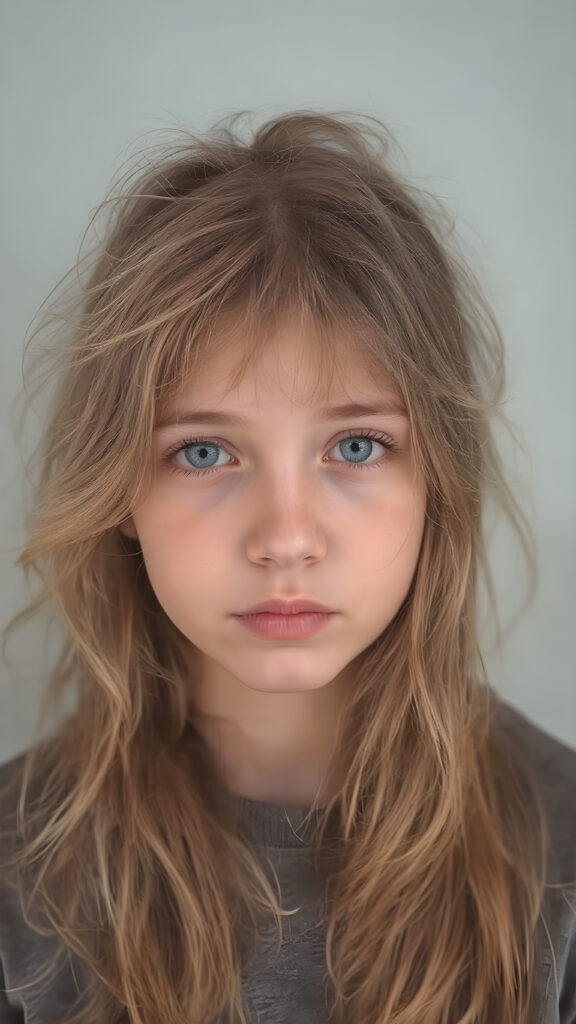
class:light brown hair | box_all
[1,110,551,1023]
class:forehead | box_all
[161,313,400,416]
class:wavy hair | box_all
[1,110,550,1023]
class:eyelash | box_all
[161,429,399,479]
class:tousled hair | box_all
[1,110,551,1023]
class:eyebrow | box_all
[156,399,408,430]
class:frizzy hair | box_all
[0,110,550,1023]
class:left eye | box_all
[163,430,398,477]
[332,435,388,465]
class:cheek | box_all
[357,487,426,567]
[357,494,426,633]
[137,488,220,547]
[134,501,225,592]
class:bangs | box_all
[152,286,403,428]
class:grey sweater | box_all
[0,700,575,1023]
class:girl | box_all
[0,110,574,1024]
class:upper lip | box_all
[237,597,335,615]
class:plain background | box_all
[0,0,574,761]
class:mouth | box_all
[234,609,336,640]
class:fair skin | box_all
[121,316,427,807]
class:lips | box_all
[237,597,334,615]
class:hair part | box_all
[1,109,550,1023]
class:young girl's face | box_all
[121,316,427,704]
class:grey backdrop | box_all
[1,0,574,760]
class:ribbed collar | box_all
[236,795,326,849]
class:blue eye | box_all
[181,441,231,472]
[335,436,380,464]
[163,429,398,478]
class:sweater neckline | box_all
[235,794,326,849]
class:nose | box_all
[245,482,327,567]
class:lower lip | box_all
[235,611,335,639]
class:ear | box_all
[118,516,139,540]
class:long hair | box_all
[0,110,550,1023]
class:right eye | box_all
[163,438,235,477]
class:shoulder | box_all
[492,696,576,779]
[0,750,92,1020]
[0,749,28,796]
[0,750,29,851]
[0,747,54,879]
[492,696,576,879]
[492,698,576,1022]
[0,750,35,837]
[0,751,38,912]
